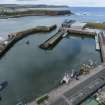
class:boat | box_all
[60,73,70,84]
[62,33,68,38]
[70,69,75,78]
[88,59,94,66]
[26,40,30,45]
[0,81,8,91]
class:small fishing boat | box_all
[26,40,30,45]
[60,73,70,84]
[62,33,68,38]
[88,59,94,66]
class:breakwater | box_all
[39,31,65,50]
[0,25,57,57]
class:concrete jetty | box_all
[68,28,97,36]
[0,25,57,57]
[99,32,105,62]
[95,33,100,50]
[27,64,105,105]
[61,21,96,37]
[39,31,65,49]
[64,28,96,37]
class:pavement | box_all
[27,63,105,105]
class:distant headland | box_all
[0,4,72,18]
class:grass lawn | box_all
[84,22,105,29]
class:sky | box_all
[0,0,105,7]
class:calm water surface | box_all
[0,7,103,105]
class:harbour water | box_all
[0,7,104,105]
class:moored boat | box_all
[60,73,70,84]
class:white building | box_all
[70,22,86,30]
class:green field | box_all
[84,22,105,29]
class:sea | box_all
[0,7,104,105]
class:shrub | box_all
[36,94,49,104]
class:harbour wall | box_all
[0,25,57,58]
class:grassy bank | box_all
[84,22,105,29]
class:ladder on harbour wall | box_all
[95,33,100,50]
